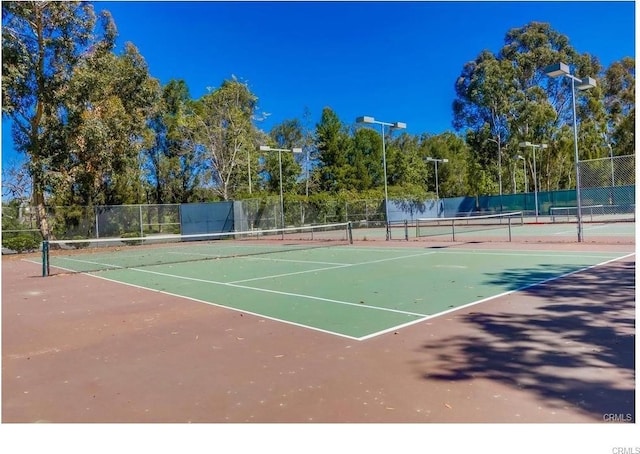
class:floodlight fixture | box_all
[544,62,570,78]
[577,77,597,90]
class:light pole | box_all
[518,142,547,222]
[259,145,302,231]
[487,136,503,212]
[356,116,407,240]
[607,143,615,205]
[425,157,448,202]
[517,155,528,193]
[248,150,254,194]
[545,62,596,242]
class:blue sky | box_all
[1,1,636,170]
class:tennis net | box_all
[42,222,353,276]
[416,212,523,241]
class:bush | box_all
[70,235,90,249]
[121,232,144,246]
[3,234,40,253]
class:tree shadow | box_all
[416,259,635,421]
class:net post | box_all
[508,217,512,242]
[404,220,409,241]
[347,222,353,244]
[41,240,49,277]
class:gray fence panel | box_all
[180,202,234,235]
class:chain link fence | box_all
[3,155,634,246]
[233,198,385,231]
[578,154,635,214]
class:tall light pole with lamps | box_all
[425,157,448,203]
[518,142,547,222]
[259,146,302,233]
[545,62,596,242]
[356,116,407,240]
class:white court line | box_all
[422,250,627,259]
[51,256,126,269]
[336,245,632,257]
[228,250,438,284]
[552,222,634,236]
[124,267,430,318]
[241,256,347,266]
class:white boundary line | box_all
[229,250,438,283]
[126,266,430,318]
[552,222,635,236]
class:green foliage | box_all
[144,79,204,204]
[2,201,21,230]
[58,41,159,207]
[451,21,634,199]
[192,77,260,201]
[2,1,99,238]
[602,57,635,155]
[2,234,40,252]
[49,205,94,239]
[315,108,355,192]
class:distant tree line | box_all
[2,2,635,239]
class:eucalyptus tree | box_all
[453,21,606,195]
[453,49,516,195]
[2,1,99,238]
[60,41,160,208]
[602,57,635,155]
[507,22,604,190]
[145,79,203,204]
[192,77,260,201]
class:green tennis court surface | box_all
[46,245,632,340]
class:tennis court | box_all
[3,221,635,424]
[41,232,632,340]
